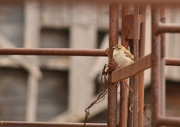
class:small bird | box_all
[113,45,134,68]
[112,45,134,93]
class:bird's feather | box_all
[113,44,134,68]
[122,48,134,61]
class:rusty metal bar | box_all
[160,6,166,119]
[166,59,180,66]
[0,48,179,66]
[0,48,107,56]
[111,57,180,81]
[151,7,161,127]
[0,122,107,127]
[138,5,146,127]
[111,54,180,83]
[108,2,119,127]
[118,4,130,127]
[112,54,151,83]
[158,116,180,126]
[0,48,179,67]
[157,23,180,34]
[128,74,133,127]
[132,5,140,127]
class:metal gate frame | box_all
[0,0,180,127]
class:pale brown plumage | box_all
[113,45,134,68]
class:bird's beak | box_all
[112,47,116,49]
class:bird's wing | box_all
[124,50,134,61]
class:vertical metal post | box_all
[128,70,134,127]
[160,6,166,118]
[108,2,119,127]
[151,6,161,127]
[138,5,146,127]
[132,5,140,127]
[118,5,129,127]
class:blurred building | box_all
[0,1,111,122]
[0,1,180,125]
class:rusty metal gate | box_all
[1,0,180,127]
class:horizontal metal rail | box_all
[0,122,107,127]
[0,48,179,65]
[0,48,107,56]
[157,23,180,34]
[158,116,180,126]
[166,58,180,66]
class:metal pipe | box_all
[108,2,119,127]
[158,116,180,126]
[160,6,166,119]
[0,48,179,67]
[157,23,180,34]
[0,48,107,56]
[0,122,107,127]
[151,6,161,127]
[118,5,130,127]
[166,59,180,66]
[132,4,139,127]
[128,73,134,127]
[138,5,146,127]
